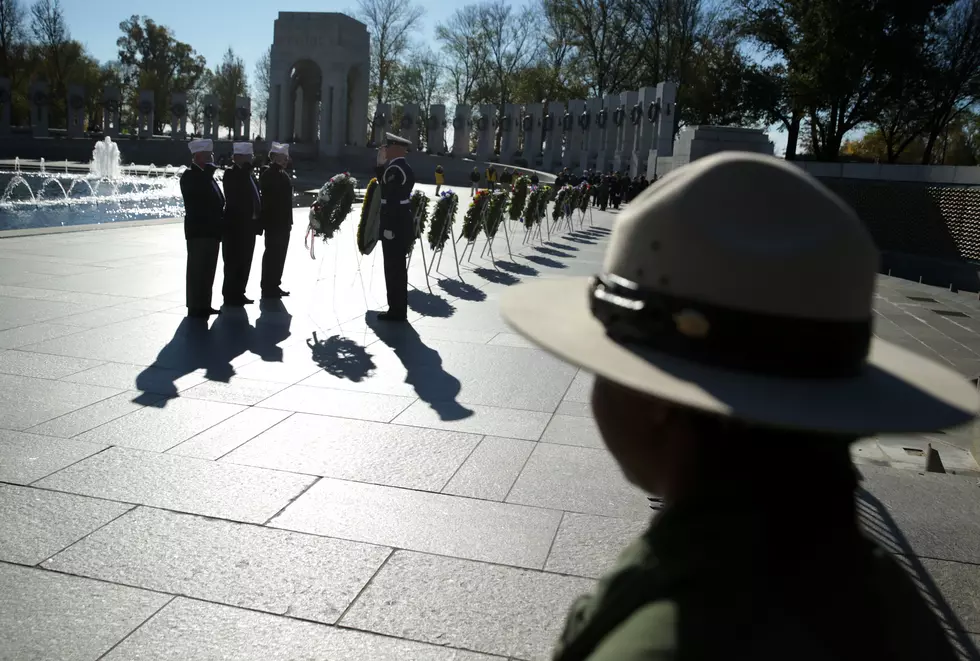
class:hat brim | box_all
[501,278,979,435]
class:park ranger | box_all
[374,132,415,322]
[501,152,976,660]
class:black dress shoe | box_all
[262,291,282,299]
[376,310,407,322]
[242,296,254,305]
[277,289,290,297]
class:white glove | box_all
[376,148,387,166]
[383,230,394,240]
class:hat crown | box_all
[604,152,879,322]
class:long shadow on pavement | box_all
[307,330,376,383]
[438,278,487,302]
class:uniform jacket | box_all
[180,163,225,240]
[553,498,960,661]
[376,157,416,234]
[259,163,293,231]
[223,163,262,236]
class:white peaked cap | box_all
[188,139,213,154]
[233,142,253,155]
[270,142,290,156]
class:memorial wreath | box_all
[462,188,490,242]
[509,175,530,221]
[485,191,509,239]
[309,172,357,242]
[428,190,458,251]
[553,185,574,222]
[524,186,544,228]
[357,177,381,254]
[411,189,430,239]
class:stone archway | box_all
[289,59,322,144]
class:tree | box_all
[210,47,248,138]
[356,0,425,106]
[435,4,489,108]
[116,15,206,134]
[28,0,71,126]
[478,3,541,114]
[252,45,271,137]
[186,69,213,136]
[390,46,444,148]
[0,0,29,124]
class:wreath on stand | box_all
[357,177,381,254]
[462,189,490,242]
[523,186,544,228]
[577,183,591,212]
[485,191,509,239]
[411,189,430,239]
[509,175,530,221]
[538,185,553,218]
[428,190,458,251]
[309,172,356,242]
[553,185,574,222]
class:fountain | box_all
[39,158,45,175]
[1,177,37,205]
[13,157,20,173]
[90,137,122,179]
[37,177,69,203]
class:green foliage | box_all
[461,188,490,241]
[485,190,509,238]
[210,47,248,138]
[428,191,459,251]
[411,189,430,238]
[509,175,530,221]
[310,173,356,242]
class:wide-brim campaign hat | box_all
[501,152,979,434]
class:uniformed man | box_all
[501,152,976,661]
[221,142,262,306]
[179,138,224,319]
[259,142,293,299]
[374,132,415,322]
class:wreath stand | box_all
[458,201,487,265]
[483,204,514,261]
[406,203,432,293]
[428,196,463,280]
[523,217,544,245]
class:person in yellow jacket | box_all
[435,165,445,195]
[485,164,497,191]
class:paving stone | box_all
[393,400,552,441]
[0,323,84,350]
[271,477,562,568]
[102,597,502,660]
[259,383,416,423]
[0,484,131,565]
[45,507,390,624]
[0,296,92,331]
[555,400,592,418]
[71,396,245,452]
[224,413,480,490]
[180,377,287,406]
[540,414,603,448]
[0,349,102,379]
[0,563,171,661]
[563,370,594,403]
[442,436,535,501]
[168,407,293,460]
[27,389,163,438]
[545,512,650,579]
[34,446,315,524]
[0,429,107,485]
[62,361,208,395]
[507,443,650,519]
[49,305,153,328]
[341,551,594,660]
[0,373,120,430]
[488,332,538,348]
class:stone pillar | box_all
[203,94,218,141]
[66,85,85,138]
[597,95,617,172]
[476,103,494,160]
[427,104,446,153]
[319,72,347,157]
[102,87,120,137]
[542,101,564,172]
[234,96,251,140]
[613,90,638,172]
[648,82,678,180]
[170,93,188,140]
[29,82,49,137]
[522,103,543,163]
[348,66,369,147]
[629,86,657,177]
[581,98,602,170]
[499,103,518,162]
[372,103,390,145]
[137,90,154,138]
[0,78,9,135]
[400,103,419,148]
[452,105,471,156]
[563,99,586,170]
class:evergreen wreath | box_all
[523,186,543,228]
[428,190,458,251]
[553,185,574,222]
[485,191,509,239]
[509,175,530,221]
[462,189,490,242]
[411,189,430,239]
[356,177,379,254]
[310,172,356,242]
[537,185,552,218]
[577,183,591,212]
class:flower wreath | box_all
[357,177,380,254]
[428,190,458,251]
[509,174,530,221]
[309,172,356,242]
[552,184,574,222]
[461,188,490,242]
[523,186,543,228]
[485,191,509,239]
[411,189,430,239]
[577,182,591,212]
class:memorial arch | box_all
[268,12,370,159]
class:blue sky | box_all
[62,0,789,155]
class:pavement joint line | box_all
[22,391,170,440]
[92,594,178,661]
[35,503,138,568]
[335,548,396,625]
[260,476,323,527]
[24,445,116,487]
[435,434,487,493]
[540,510,569,572]
[197,411,299,463]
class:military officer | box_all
[221,142,262,306]
[179,138,224,319]
[374,132,415,322]
[501,152,976,660]
[259,142,293,299]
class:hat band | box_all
[589,273,871,378]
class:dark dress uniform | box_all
[179,163,224,317]
[259,161,293,298]
[221,162,262,305]
[376,138,415,321]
